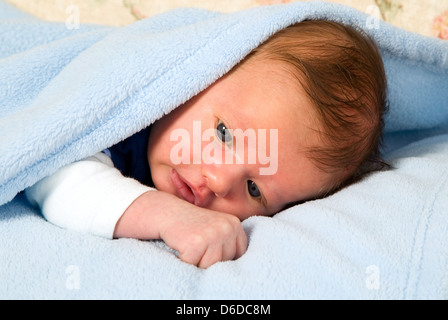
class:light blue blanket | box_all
[1,0,447,299]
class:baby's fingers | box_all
[177,235,210,267]
[197,245,223,269]
[236,227,248,258]
[197,229,248,269]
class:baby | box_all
[25,20,388,268]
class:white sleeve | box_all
[25,152,154,239]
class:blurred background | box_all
[5,0,448,39]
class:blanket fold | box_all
[1,0,447,205]
[1,0,447,299]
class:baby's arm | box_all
[25,153,247,268]
[25,152,152,239]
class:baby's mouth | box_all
[170,169,195,205]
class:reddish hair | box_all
[251,20,389,195]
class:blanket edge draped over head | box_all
[1,1,448,205]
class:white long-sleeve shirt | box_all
[25,152,154,239]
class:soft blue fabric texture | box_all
[1,0,447,299]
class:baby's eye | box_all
[216,120,232,145]
[247,180,261,198]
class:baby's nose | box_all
[201,163,246,199]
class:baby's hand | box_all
[115,191,248,268]
[159,204,248,269]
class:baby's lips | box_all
[170,169,195,205]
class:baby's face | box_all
[147,57,331,219]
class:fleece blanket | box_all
[1,0,448,299]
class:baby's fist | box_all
[161,208,247,268]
